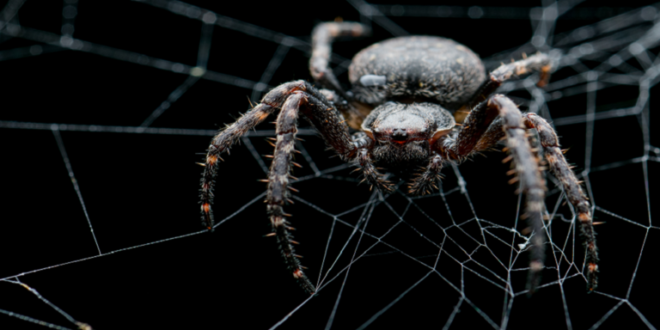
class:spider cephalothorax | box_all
[361,102,453,168]
[199,22,598,295]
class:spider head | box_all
[362,102,455,167]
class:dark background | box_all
[0,0,658,329]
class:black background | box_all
[0,0,658,329]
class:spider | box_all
[199,22,598,295]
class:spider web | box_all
[0,0,658,329]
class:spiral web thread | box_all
[0,0,659,329]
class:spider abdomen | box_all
[348,36,486,110]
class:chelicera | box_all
[199,22,598,295]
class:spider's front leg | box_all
[200,81,306,231]
[200,80,364,294]
[446,107,599,292]
[525,113,598,292]
[265,91,316,293]
[267,86,379,293]
[439,94,547,293]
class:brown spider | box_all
[199,22,598,295]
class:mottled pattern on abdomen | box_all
[349,36,486,110]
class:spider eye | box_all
[391,128,407,141]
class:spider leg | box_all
[358,149,393,192]
[200,81,308,231]
[267,92,314,293]
[268,87,371,293]
[351,132,393,192]
[525,113,598,292]
[440,94,546,293]
[408,154,443,195]
[468,53,552,109]
[298,91,355,159]
[201,80,365,294]
[310,22,370,100]
[450,111,599,292]
[319,88,371,131]
[200,106,275,230]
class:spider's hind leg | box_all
[310,22,370,99]
[468,53,552,109]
